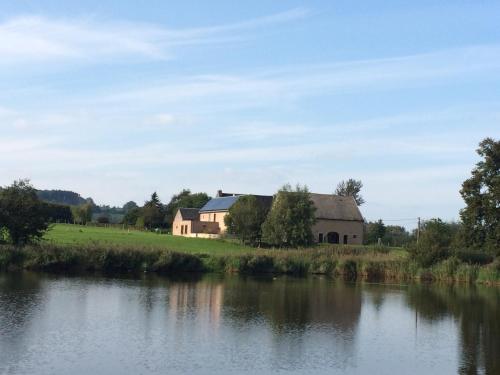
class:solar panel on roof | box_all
[199,196,239,212]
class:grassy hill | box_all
[44,223,253,254]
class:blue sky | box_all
[1,1,499,226]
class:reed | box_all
[0,243,498,285]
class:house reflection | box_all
[167,276,225,329]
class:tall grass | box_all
[0,243,498,285]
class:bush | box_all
[152,251,204,273]
[336,259,357,280]
[455,250,494,265]
[408,219,453,267]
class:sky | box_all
[1,0,499,227]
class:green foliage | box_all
[96,215,110,224]
[459,137,500,254]
[122,201,138,212]
[141,192,165,229]
[71,203,93,224]
[409,218,453,267]
[42,202,73,223]
[383,225,411,246]
[0,179,51,245]
[123,207,141,225]
[224,195,269,246]
[36,189,88,206]
[152,251,204,273]
[364,220,386,244]
[164,189,210,227]
[335,178,365,205]
[262,184,316,247]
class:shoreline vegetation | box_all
[1,225,499,286]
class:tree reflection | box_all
[405,284,500,375]
[0,272,44,373]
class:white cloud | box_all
[0,8,308,64]
[95,44,500,112]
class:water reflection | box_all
[405,284,500,375]
[0,272,498,374]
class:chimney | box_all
[217,190,223,197]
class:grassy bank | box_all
[1,243,498,285]
[44,223,253,254]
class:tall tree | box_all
[409,218,453,267]
[122,201,138,212]
[225,195,269,246]
[335,179,365,206]
[459,138,499,254]
[164,189,210,227]
[0,179,51,245]
[142,192,165,229]
[364,220,386,245]
[71,203,93,224]
[262,184,316,247]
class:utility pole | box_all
[416,217,421,244]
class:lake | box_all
[0,272,498,375]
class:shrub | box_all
[336,259,357,280]
[455,250,494,265]
[408,219,453,267]
[239,255,275,274]
[152,251,204,273]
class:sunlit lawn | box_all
[45,224,253,255]
[44,224,407,258]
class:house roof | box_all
[177,208,200,220]
[309,194,364,222]
[200,194,274,213]
[199,196,240,212]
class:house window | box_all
[214,213,216,222]
[185,225,188,234]
[318,233,323,243]
[353,235,357,239]
[181,226,184,235]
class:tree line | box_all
[0,138,498,259]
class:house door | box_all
[343,235,348,244]
[327,232,339,244]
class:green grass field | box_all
[44,223,254,254]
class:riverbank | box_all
[1,243,499,285]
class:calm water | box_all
[0,273,499,375]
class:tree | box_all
[409,218,453,267]
[123,207,141,226]
[0,179,51,245]
[335,179,365,206]
[262,184,316,247]
[364,220,386,245]
[164,189,210,227]
[383,225,411,247]
[123,201,138,212]
[459,138,499,254]
[71,203,93,224]
[224,195,269,246]
[42,202,73,223]
[141,192,164,229]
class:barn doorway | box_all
[327,232,339,244]
[343,235,348,244]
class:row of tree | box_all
[122,190,211,230]
[225,184,316,247]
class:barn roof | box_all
[310,194,364,222]
[177,208,200,220]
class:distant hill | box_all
[37,190,94,206]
